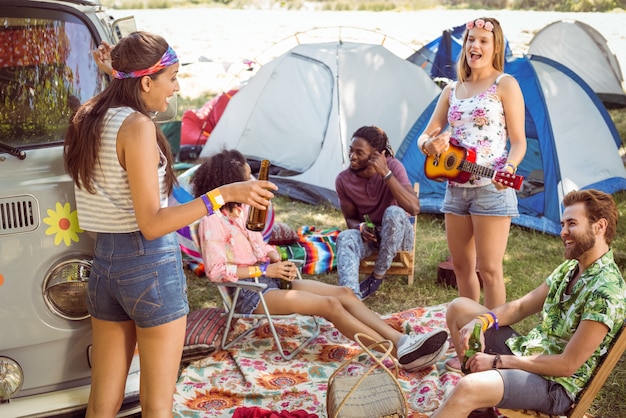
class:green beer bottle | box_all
[363,214,380,242]
[461,322,483,374]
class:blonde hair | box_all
[456,18,505,83]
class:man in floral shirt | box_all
[431,189,626,418]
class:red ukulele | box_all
[424,139,524,190]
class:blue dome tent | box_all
[400,25,626,235]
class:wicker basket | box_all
[326,333,408,418]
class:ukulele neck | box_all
[459,160,495,179]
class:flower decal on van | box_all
[43,202,83,246]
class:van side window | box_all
[0,12,107,147]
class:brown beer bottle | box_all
[246,159,271,231]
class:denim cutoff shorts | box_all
[441,182,519,217]
[87,231,189,328]
[232,277,280,315]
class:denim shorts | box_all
[87,231,189,328]
[232,277,280,314]
[441,183,519,217]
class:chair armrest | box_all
[218,281,268,292]
[288,259,304,268]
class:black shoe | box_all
[359,274,383,300]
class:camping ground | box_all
[183,190,626,417]
[118,6,626,417]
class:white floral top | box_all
[447,75,510,187]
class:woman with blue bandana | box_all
[64,32,277,417]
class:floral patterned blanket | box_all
[174,304,462,417]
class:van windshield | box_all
[0,10,106,147]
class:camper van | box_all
[0,0,141,416]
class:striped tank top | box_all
[75,107,168,232]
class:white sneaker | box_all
[401,340,449,372]
[397,330,448,371]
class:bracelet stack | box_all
[259,261,269,276]
[475,311,499,332]
[504,161,517,173]
[201,189,225,215]
[248,266,263,278]
[248,261,270,278]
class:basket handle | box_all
[329,333,406,417]
[354,332,400,376]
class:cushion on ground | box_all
[182,307,226,363]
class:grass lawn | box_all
[186,189,626,418]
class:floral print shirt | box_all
[199,206,275,283]
[448,76,510,187]
[506,249,626,399]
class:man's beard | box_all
[564,227,595,260]
[349,164,367,173]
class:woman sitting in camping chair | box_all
[193,149,448,371]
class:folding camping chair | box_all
[358,183,419,286]
[499,322,626,418]
[215,260,321,361]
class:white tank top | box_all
[75,107,168,233]
[447,74,510,187]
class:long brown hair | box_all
[456,18,505,83]
[64,31,176,195]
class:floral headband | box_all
[466,19,494,32]
[111,45,179,79]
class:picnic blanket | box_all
[174,304,462,417]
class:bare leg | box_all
[135,316,187,418]
[430,371,505,418]
[263,280,404,354]
[445,297,488,360]
[445,213,480,302]
[473,215,511,308]
[87,318,136,418]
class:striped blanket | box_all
[279,226,340,275]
